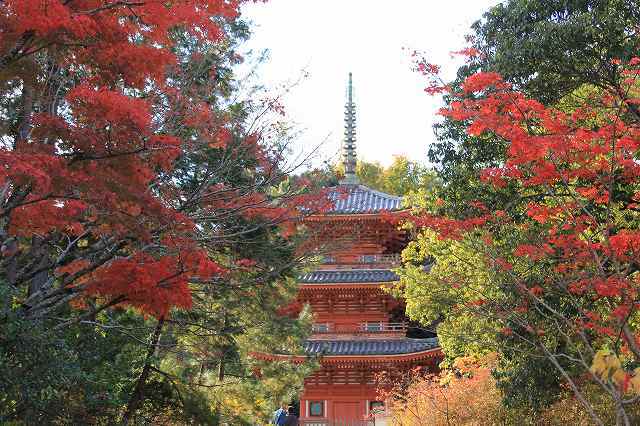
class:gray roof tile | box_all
[304,338,439,356]
[299,269,398,284]
[328,184,403,214]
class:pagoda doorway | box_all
[333,401,360,422]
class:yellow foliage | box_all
[589,349,640,395]
[389,354,509,426]
[390,354,640,425]
[611,369,627,386]
[589,350,621,381]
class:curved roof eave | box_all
[250,347,443,364]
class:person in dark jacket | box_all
[272,402,288,426]
[282,406,299,426]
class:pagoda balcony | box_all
[358,321,407,332]
[311,322,407,335]
[320,253,401,269]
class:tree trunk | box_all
[121,316,165,426]
[2,235,19,286]
[211,355,225,426]
[0,31,34,72]
[15,81,33,147]
[27,236,50,297]
[213,311,227,426]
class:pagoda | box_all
[260,74,442,425]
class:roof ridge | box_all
[329,183,403,200]
[355,184,403,201]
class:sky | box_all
[240,0,502,168]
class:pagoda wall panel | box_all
[300,382,382,423]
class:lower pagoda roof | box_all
[250,338,442,364]
[299,269,399,284]
[304,338,439,356]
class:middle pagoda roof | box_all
[299,269,399,284]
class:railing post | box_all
[321,253,400,267]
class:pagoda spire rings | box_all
[341,72,359,185]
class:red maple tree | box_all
[407,53,640,423]
[0,1,326,320]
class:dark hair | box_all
[287,406,295,414]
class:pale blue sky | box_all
[240,0,501,167]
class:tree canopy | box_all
[0,1,320,423]
[307,155,437,196]
[393,1,640,423]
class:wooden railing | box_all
[311,322,407,334]
[311,323,332,333]
[321,254,401,266]
[361,254,401,265]
[357,322,406,332]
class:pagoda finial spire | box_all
[341,72,358,185]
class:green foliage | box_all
[395,231,500,363]
[473,0,640,104]
[313,155,438,196]
[492,349,563,412]
[371,156,439,196]
[395,225,589,411]
[158,273,313,425]
[0,283,148,424]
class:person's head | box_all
[287,406,295,415]
[280,402,287,410]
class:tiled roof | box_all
[304,338,439,356]
[299,269,398,284]
[328,184,403,214]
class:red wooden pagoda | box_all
[259,74,442,425]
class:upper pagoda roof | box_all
[325,184,403,215]
[319,73,404,215]
[304,337,439,356]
